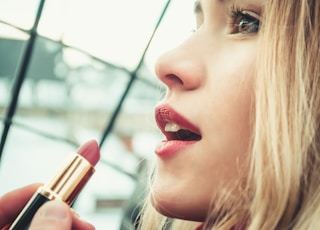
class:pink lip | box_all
[154,104,201,157]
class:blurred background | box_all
[0,0,194,229]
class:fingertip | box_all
[39,200,69,219]
[29,200,72,229]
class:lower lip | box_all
[155,140,198,157]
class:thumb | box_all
[29,200,72,230]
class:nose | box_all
[154,36,205,91]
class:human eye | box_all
[228,5,260,35]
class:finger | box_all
[0,183,41,228]
[29,200,72,230]
[29,201,96,230]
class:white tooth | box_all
[165,122,181,132]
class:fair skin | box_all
[0,0,264,228]
[151,0,263,222]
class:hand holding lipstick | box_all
[0,184,94,229]
[0,140,100,229]
[29,200,94,230]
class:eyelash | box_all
[228,5,260,35]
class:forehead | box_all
[193,0,227,12]
[194,0,266,12]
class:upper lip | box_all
[155,104,202,141]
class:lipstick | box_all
[8,139,100,230]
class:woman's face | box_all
[151,0,264,221]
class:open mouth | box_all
[164,122,202,141]
[155,104,202,143]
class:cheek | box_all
[205,41,256,133]
[201,44,256,185]
[204,58,255,145]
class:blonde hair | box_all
[249,0,320,229]
[138,0,320,229]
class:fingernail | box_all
[40,201,68,219]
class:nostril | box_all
[166,74,184,86]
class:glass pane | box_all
[15,37,130,144]
[102,77,161,165]
[38,0,169,70]
[135,62,162,90]
[97,77,161,229]
[145,0,196,72]
[0,126,76,193]
[73,163,136,229]
[0,23,28,118]
[0,0,40,30]
[0,22,29,39]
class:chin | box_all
[149,188,208,222]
